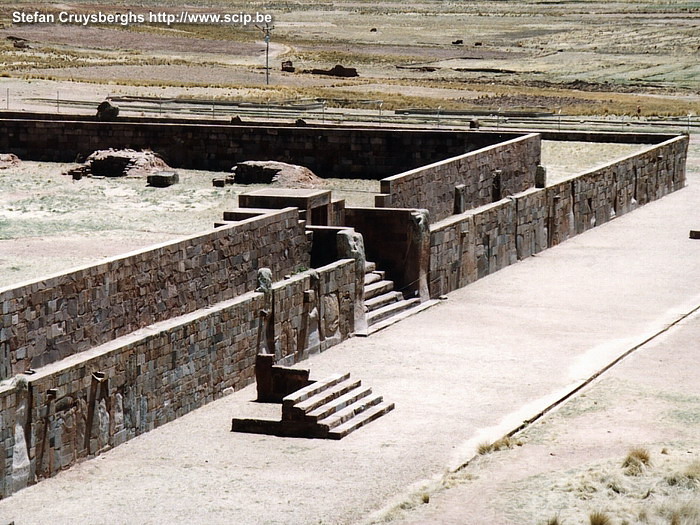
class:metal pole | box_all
[265,35,270,85]
[57,91,59,113]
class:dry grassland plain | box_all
[0,1,698,114]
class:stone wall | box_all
[272,260,356,362]
[345,207,430,300]
[0,208,310,380]
[0,259,356,498]
[0,116,522,179]
[376,133,541,222]
[429,135,688,297]
[428,198,517,296]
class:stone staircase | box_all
[232,372,394,439]
[361,261,422,333]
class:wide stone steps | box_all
[284,377,362,420]
[367,297,421,326]
[363,270,386,286]
[356,259,438,336]
[282,372,349,406]
[305,384,374,422]
[316,392,384,429]
[364,290,404,312]
[327,402,395,440]
[363,280,395,300]
[232,371,393,439]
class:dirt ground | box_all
[391,312,700,525]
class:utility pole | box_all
[256,23,274,86]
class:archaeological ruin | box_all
[0,113,688,496]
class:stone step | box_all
[363,271,385,286]
[364,291,404,313]
[367,298,421,326]
[363,280,395,300]
[317,392,384,430]
[282,373,349,409]
[284,378,362,420]
[364,261,376,274]
[305,385,373,422]
[327,402,395,440]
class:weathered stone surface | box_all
[65,149,169,178]
[96,101,120,121]
[147,171,179,187]
[0,153,20,169]
[233,161,326,188]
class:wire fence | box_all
[2,89,698,134]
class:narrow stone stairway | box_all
[361,261,422,332]
[232,372,394,439]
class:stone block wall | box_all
[0,260,356,498]
[272,260,356,362]
[0,116,522,179]
[0,208,310,380]
[514,189,548,260]
[429,198,518,296]
[345,207,430,300]
[429,135,688,297]
[376,133,541,222]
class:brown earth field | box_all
[0,1,699,115]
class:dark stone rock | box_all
[96,101,120,121]
[147,171,179,187]
[308,64,359,78]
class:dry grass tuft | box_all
[544,515,562,525]
[622,447,651,476]
[589,510,612,525]
[666,460,700,489]
[477,436,522,455]
[663,499,700,525]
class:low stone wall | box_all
[376,133,540,222]
[429,135,688,297]
[0,208,310,380]
[0,115,522,179]
[0,259,356,498]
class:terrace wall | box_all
[0,208,310,380]
[0,259,356,498]
[429,135,688,297]
[376,133,541,222]
[0,116,524,179]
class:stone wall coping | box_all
[20,289,263,384]
[550,135,687,184]
[0,207,299,295]
[380,133,539,184]
[270,259,355,291]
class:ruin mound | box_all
[233,161,326,188]
[66,149,170,178]
[0,153,21,169]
